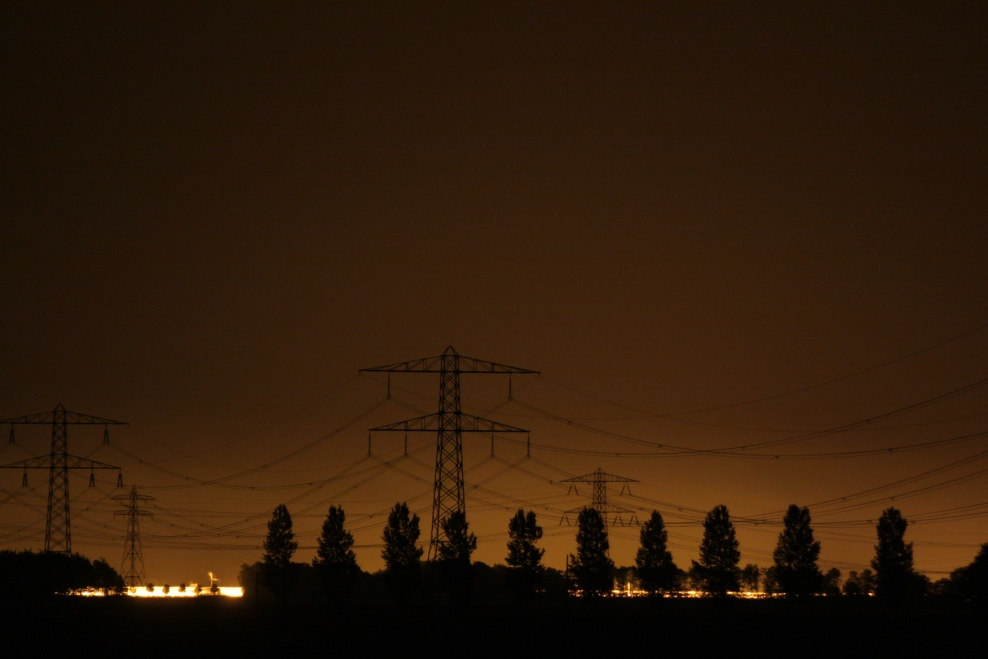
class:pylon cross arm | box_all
[370,412,529,433]
[360,348,539,375]
[1,409,127,425]
[0,454,120,470]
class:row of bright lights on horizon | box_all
[70,584,849,600]
[74,585,244,598]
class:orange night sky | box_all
[2,2,985,587]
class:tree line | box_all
[0,550,125,599]
[243,501,987,607]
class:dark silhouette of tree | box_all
[438,510,477,563]
[91,557,126,594]
[262,503,298,601]
[0,550,125,599]
[842,568,876,596]
[382,501,423,604]
[858,568,878,595]
[506,508,545,602]
[313,505,360,605]
[762,566,780,594]
[872,507,919,603]
[741,563,761,593]
[686,563,706,592]
[772,504,823,598]
[437,510,477,605]
[692,504,741,597]
[822,567,842,596]
[506,508,545,568]
[570,507,614,598]
[635,510,679,595]
[263,503,298,567]
[949,543,988,606]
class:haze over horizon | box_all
[2,3,985,586]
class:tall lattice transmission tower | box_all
[113,485,154,588]
[0,404,125,553]
[362,346,538,560]
[562,467,639,530]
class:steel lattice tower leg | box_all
[45,405,71,553]
[591,468,608,523]
[431,349,464,560]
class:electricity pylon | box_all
[362,346,538,560]
[562,467,639,530]
[0,404,125,553]
[113,485,153,587]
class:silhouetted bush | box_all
[949,543,988,606]
[0,549,125,599]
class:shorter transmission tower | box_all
[113,485,154,588]
[0,404,125,553]
[561,467,639,529]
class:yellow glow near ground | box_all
[126,585,243,598]
[70,586,243,598]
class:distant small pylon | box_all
[113,485,154,588]
[561,467,639,530]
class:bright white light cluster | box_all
[126,585,244,598]
[67,585,243,598]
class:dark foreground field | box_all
[2,596,983,657]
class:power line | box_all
[533,321,988,422]
[509,378,988,459]
[102,397,389,490]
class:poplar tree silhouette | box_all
[437,510,477,605]
[313,505,359,605]
[262,503,298,601]
[382,502,423,604]
[872,507,919,603]
[635,510,679,595]
[506,508,545,602]
[570,507,614,598]
[263,503,297,566]
[692,504,741,597]
[772,504,823,597]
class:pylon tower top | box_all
[1,404,125,553]
[362,346,538,561]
